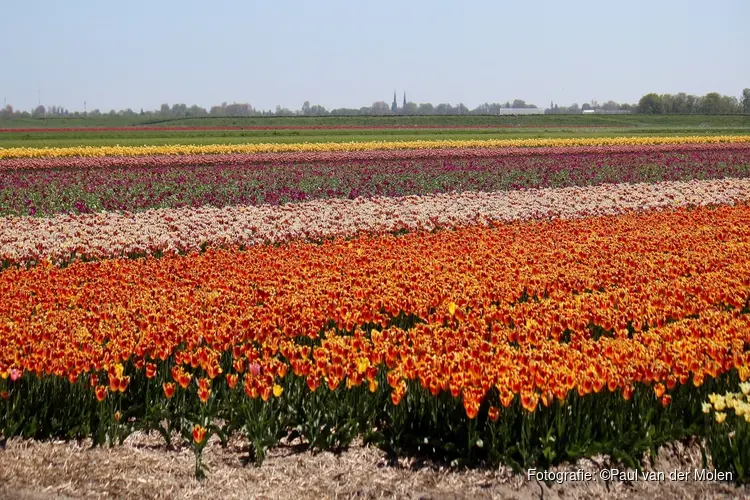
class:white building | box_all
[493,108,545,115]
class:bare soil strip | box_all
[0,434,746,499]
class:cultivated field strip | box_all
[1,134,750,158]
[1,177,749,268]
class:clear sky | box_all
[2,0,748,113]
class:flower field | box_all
[2,134,750,159]
[1,133,750,482]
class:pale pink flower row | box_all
[1,178,749,267]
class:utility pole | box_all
[38,89,40,107]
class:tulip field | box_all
[1,127,750,485]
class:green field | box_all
[2,128,749,148]
[1,114,748,148]
[1,113,750,128]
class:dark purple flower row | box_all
[1,147,749,217]
[2,143,749,171]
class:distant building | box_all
[494,108,545,115]
[392,91,398,114]
[593,109,632,114]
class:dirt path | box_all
[0,434,746,499]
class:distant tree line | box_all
[0,98,539,120]
[637,89,750,114]
[545,100,635,114]
[0,89,748,120]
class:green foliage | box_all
[702,389,750,484]
[0,365,743,480]
[1,113,750,133]
[638,94,664,115]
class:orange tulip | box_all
[163,382,176,399]
[226,373,239,390]
[192,425,207,445]
[95,385,107,402]
[488,406,500,422]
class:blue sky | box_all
[2,0,748,112]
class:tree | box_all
[310,104,328,116]
[417,103,434,115]
[402,102,418,115]
[159,103,171,116]
[171,103,187,117]
[274,105,294,116]
[581,103,592,111]
[330,108,361,116]
[637,93,663,114]
[370,101,390,115]
[435,103,453,115]
[700,92,721,114]
[719,95,740,114]
[32,105,46,118]
[188,105,207,117]
[743,88,750,114]
[301,101,311,116]
[511,99,527,108]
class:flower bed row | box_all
[2,146,749,217]
[1,204,749,473]
[2,135,749,159]
[3,203,749,389]
[2,177,749,268]
[0,124,632,133]
[3,142,748,171]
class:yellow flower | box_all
[702,402,712,414]
[715,412,727,424]
[448,302,457,317]
[2,135,749,159]
[272,384,283,398]
[356,358,369,374]
[740,382,750,396]
[713,397,726,412]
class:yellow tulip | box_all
[1,135,750,159]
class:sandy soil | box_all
[0,433,747,500]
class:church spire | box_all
[403,91,406,110]
[391,90,398,113]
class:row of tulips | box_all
[2,177,749,268]
[0,124,630,133]
[3,146,749,217]
[2,135,749,159]
[3,142,745,171]
[2,204,750,474]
